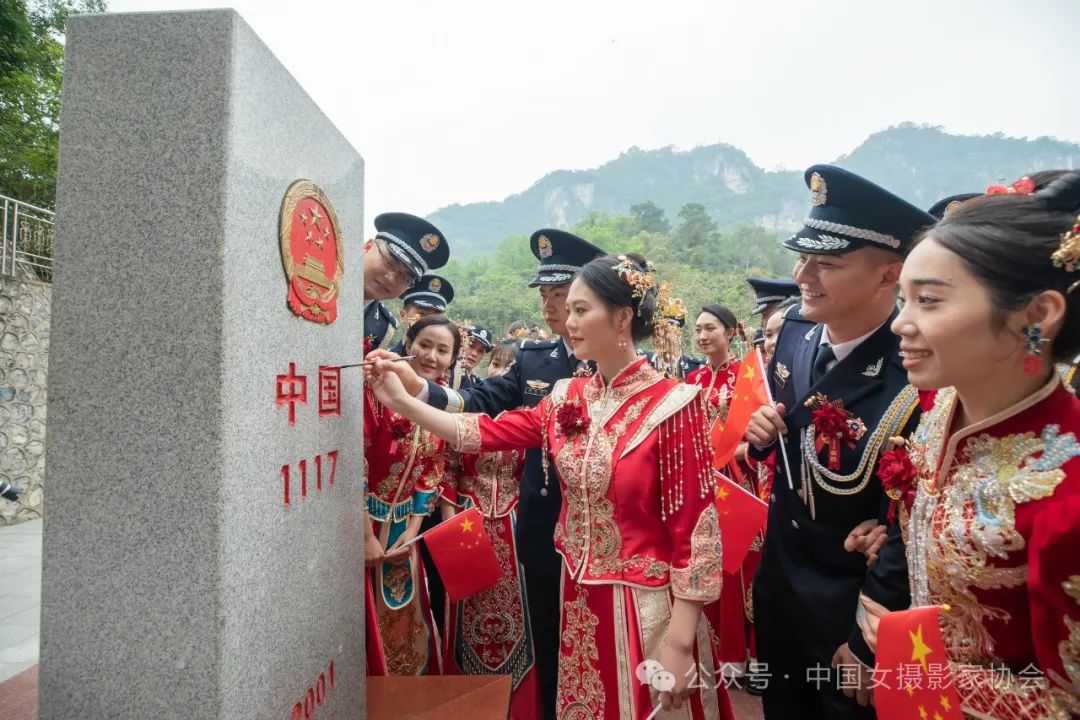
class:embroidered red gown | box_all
[686,360,762,673]
[440,448,541,720]
[363,385,444,677]
[902,376,1080,719]
[454,359,734,720]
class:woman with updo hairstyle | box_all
[685,303,761,681]
[366,253,734,719]
[363,314,461,677]
[857,173,1080,720]
[688,302,744,428]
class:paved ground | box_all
[0,519,41,684]
[0,518,763,718]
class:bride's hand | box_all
[367,361,411,409]
[857,594,890,653]
[365,351,425,397]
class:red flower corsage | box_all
[986,176,1035,196]
[556,400,591,436]
[806,393,867,470]
[877,438,917,523]
[389,415,413,439]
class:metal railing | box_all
[1,195,54,282]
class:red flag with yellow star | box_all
[420,506,502,602]
[873,605,963,720]
[710,349,770,469]
[713,474,768,573]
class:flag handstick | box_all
[755,347,794,491]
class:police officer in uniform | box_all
[362,213,449,353]
[454,324,494,390]
[747,277,802,326]
[371,229,603,720]
[926,192,979,220]
[746,277,801,348]
[387,274,454,355]
[746,165,936,719]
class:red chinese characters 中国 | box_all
[318,365,342,418]
[276,362,307,426]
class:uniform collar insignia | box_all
[863,358,884,377]
[805,327,816,341]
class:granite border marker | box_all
[41,10,365,718]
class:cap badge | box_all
[420,233,440,253]
[810,172,828,206]
[537,235,553,259]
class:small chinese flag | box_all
[421,507,502,602]
[714,474,768,573]
[710,349,770,469]
[873,605,963,720]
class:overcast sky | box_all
[105,0,1079,234]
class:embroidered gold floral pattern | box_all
[376,599,428,676]
[459,519,529,682]
[582,359,657,408]
[461,450,522,517]
[377,460,406,498]
[557,589,606,719]
[623,383,700,457]
[907,385,1080,720]
[556,427,616,575]
[607,398,650,441]
[456,413,483,453]
[552,365,677,580]
[913,425,1078,663]
[383,563,411,605]
[1048,576,1080,716]
[670,504,723,601]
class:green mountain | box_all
[427,123,1080,258]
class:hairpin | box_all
[612,255,656,313]
[1052,214,1080,293]
[653,281,687,326]
[986,177,1035,196]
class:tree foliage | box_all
[427,205,794,357]
[0,0,106,207]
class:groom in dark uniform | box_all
[372,229,604,720]
[362,212,449,352]
[746,165,936,719]
[387,273,454,355]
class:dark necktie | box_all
[812,344,835,384]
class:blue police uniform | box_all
[386,274,454,355]
[364,301,397,352]
[751,165,936,719]
[364,213,449,352]
[747,276,801,317]
[452,324,493,391]
[420,229,603,720]
[650,353,703,380]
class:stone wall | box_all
[0,273,50,525]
